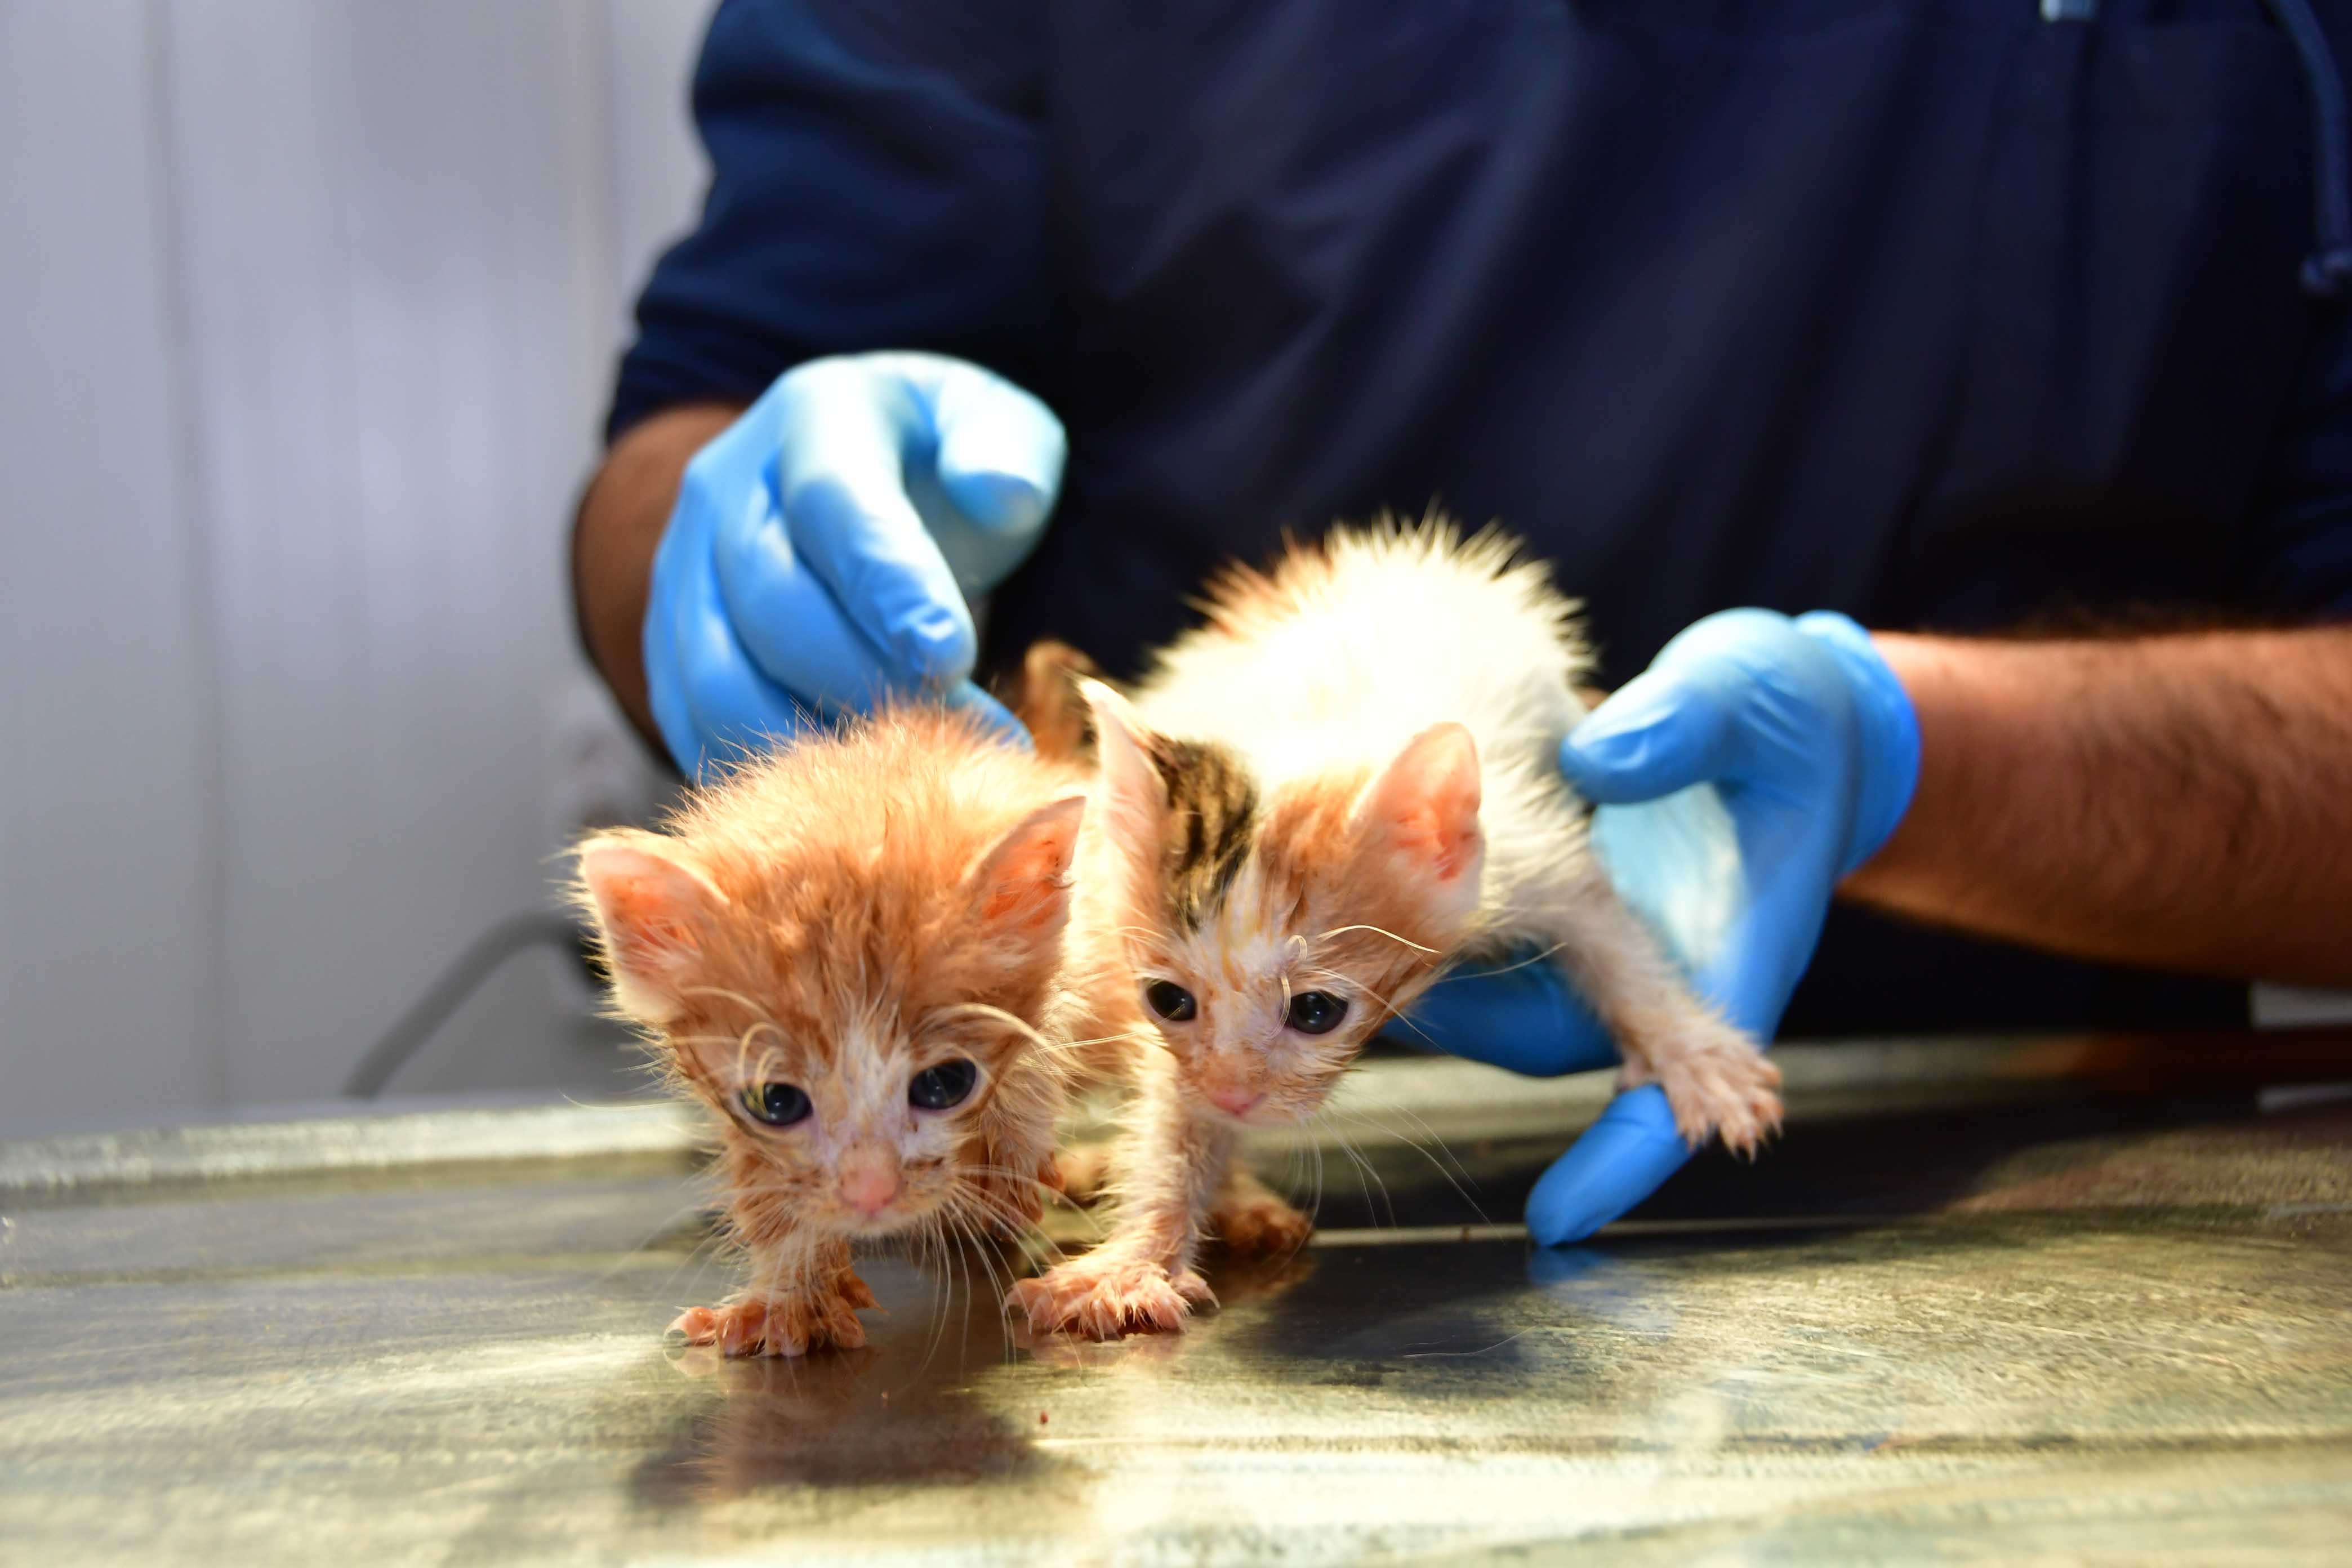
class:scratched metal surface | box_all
[4,1039,2351,1565]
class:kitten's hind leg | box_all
[1523,867,1783,1157]
[1210,1168,1312,1258]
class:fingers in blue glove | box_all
[1522,1086,1695,1246]
[1401,960,1620,1078]
[939,678,1029,738]
[921,357,1066,536]
[709,470,906,717]
[646,492,813,782]
[644,354,1066,778]
[767,366,978,687]
[1558,667,1742,804]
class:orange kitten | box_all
[1012,520,1780,1340]
[572,706,1088,1358]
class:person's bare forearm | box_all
[1846,626,2352,985]
[571,403,742,744]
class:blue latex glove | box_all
[1405,609,1921,1245]
[644,352,1067,779]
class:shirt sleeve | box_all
[605,0,1052,443]
[2245,305,2352,619]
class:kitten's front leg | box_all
[670,1233,877,1358]
[1009,1048,1228,1339]
[1531,865,1784,1155]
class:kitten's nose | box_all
[1206,1083,1264,1118]
[838,1150,901,1217]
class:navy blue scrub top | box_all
[608,0,2352,1036]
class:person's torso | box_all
[983,0,2330,1032]
[992,0,2320,686]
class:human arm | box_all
[1850,626,2352,985]
[1409,610,2352,1244]
[574,403,742,745]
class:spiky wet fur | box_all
[571,706,1092,1357]
[1012,516,1781,1340]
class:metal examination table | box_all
[5,1032,2350,1563]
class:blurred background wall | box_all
[1,1,720,1134]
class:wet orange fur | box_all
[572,706,1093,1358]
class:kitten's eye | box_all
[1143,979,1199,1022]
[908,1058,978,1111]
[741,1082,812,1127]
[1285,991,1349,1035]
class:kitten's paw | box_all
[667,1272,878,1359]
[1050,1142,1115,1206]
[1006,1254,1216,1340]
[1645,1017,1784,1158]
[1213,1186,1312,1258]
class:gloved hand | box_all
[1405,609,1921,1245]
[644,351,1067,779]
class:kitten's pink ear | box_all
[1080,679,1168,854]
[1353,723,1485,925]
[574,834,729,1023]
[967,794,1088,939]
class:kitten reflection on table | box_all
[648,1332,1036,1498]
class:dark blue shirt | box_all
[611,0,2352,1034]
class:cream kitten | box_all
[573,706,1088,1357]
[1009,520,1781,1339]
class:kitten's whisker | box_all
[914,1217,956,1378]
[928,1217,963,1366]
[932,1211,978,1374]
[1331,1101,1492,1227]
[942,1196,1020,1362]
[963,1181,1086,1253]
[923,1001,1053,1054]
[1449,941,1570,981]
[606,1193,732,1314]
[1347,1092,1482,1193]
[1316,1111,1396,1230]
[1304,1125,1329,1227]
[942,1211,975,1368]
[1057,1030,1159,1051]
[951,1165,1071,1199]
[599,1196,724,1279]
[938,1202,1006,1363]
[1317,923,1440,955]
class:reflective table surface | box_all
[5,1032,2351,1564]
